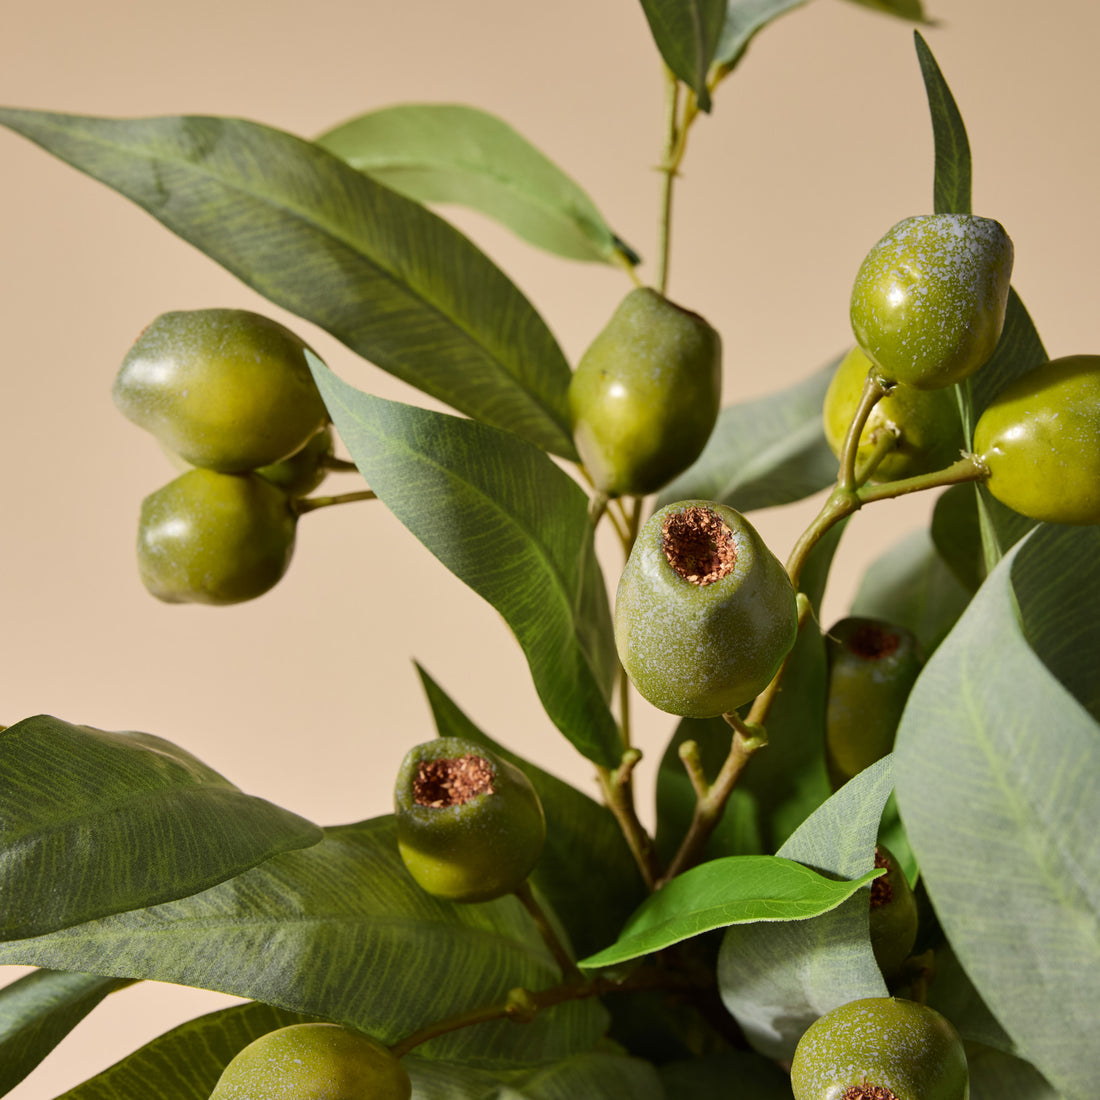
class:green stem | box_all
[857,453,988,506]
[598,751,661,891]
[746,592,814,729]
[838,372,892,492]
[320,455,360,472]
[294,489,377,514]
[655,67,681,296]
[513,879,582,982]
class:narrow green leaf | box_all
[713,1,810,73]
[578,856,879,970]
[316,104,638,267]
[639,0,727,111]
[311,358,621,768]
[717,757,895,1060]
[894,525,1100,1099]
[415,666,646,960]
[656,359,839,513]
[850,527,971,655]
[0,817,606,1068]
[914,30,971,217]
[0,108,576,458]
[0,715,322,941]
[843,0,929,22]
[0,969,132,1094]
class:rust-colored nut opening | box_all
[847,622,901,660]
[661,505,737,586]
[413,754,495,807]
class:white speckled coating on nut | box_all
[790,997,969,1100]
[614,500,797,718]
[850,214,1013,391]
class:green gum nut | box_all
[113,308,328,472]
[973,354,1100,525]
[850,214,1013,390]
[790,997,968,1100]
[137,468,297,606]
[822,347,962,482]
[256,424,335,497]
[568,287,722,497]
[394,737,546,904]
[869,845,919,980]
[824,617,923,789]
[614,501,798,718]
[209,1023,411,1100]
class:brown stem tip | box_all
[662,505,736,585]
[414,755,495,807]
[870,846,894,910]
[846,622,900,660]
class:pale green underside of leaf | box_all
[311,356,621,767]
[0,715,321,941]
[416,666,646,961]
[0,817,606,1068]
[0,969,132,1095]
[656,358,838,513]
[578,857,878,970]
[717,757,895,1060]
[639,0,726,110]
[964,1043,1064,1100]
[316,104,636,266]
[0,108,576,458]
[895,525,1100,1100]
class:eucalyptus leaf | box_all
[0,108,576,458]
[0,715,321,941]
[660,1050,793,1099]
[316,104,637,266]
[0,969,132,1095]
[915,30,971,217]
[717,757,895,1061]
[965,1043,1064,1100]
[713,0,810,73]
[0,817,606,1068]
[311,357,621,768]
[846,0,927,16]
[415,666,646,959]
[894,525,1100,1099]
[656,358,839,513]
[578,856,878,970]
[931,483,985,593]
[849,527,970,655]
[639,0,727,111]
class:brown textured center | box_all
[870,846,894,910]
[413,754,495,807]
[662,506,736,586]
[847,622,900,660]
[842,1086,898,1100]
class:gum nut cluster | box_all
[973,354,1100,525]
[824,617,923,790]
[615,501,798,718]
[790,998,968,1100]
[568,287,722,497]
[823,347,963,483]
[850,214,1013,390]
[209,1023,411,1100]
[394,737,546,903]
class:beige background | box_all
[1,0,1097,1094]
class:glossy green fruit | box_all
[568,287,722,497]
[850,214,1013,390]
[256,425,335,497]
[823,347,962,482]
[394,737,546,903]
[210,1023,411,1100]
[824,617,923,789]
[973,354,1100,525]
[113,309,328,472]
[869,845,919,979]
[137,468,297,605]
[615,500,798,718]
[791,998,968,1100]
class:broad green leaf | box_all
[311,358,621,768]
[660,1050,792,1099]
[931,483,985,594]
[59,1001,312,1100]
[894,525,1100,1099]
[964,1043,1063,1100]
[0,108,576,458]
[416,666,646,960]
[928,945,1017,1055]
[639,0,727,111]
[850,527,971,655]
[0,969,132,1094]
[316,105,638,267]
[493,1051,663,1100]
[0,715,321,941]
[915,30,971,217]
[717,757,894,1060]
[713,1,810,73]
[656,359,839,513]
[578,856,879,970]
[0,817,607,1068]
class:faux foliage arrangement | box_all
[1,2,1098,1098]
